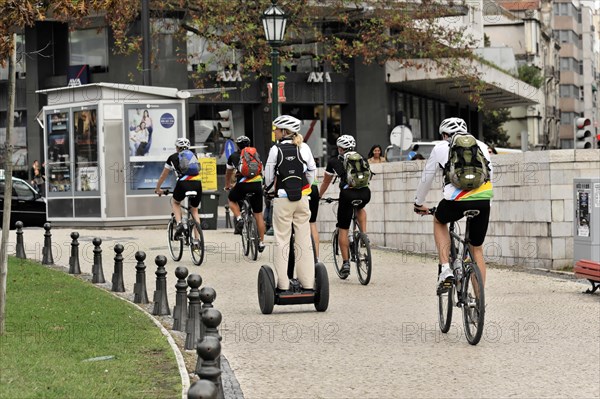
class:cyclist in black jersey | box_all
[319,135,371,278]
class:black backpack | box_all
[275,142,308,201]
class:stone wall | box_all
[316,149,600,269]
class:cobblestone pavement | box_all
[12,226,600,399]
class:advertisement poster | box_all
[74,109,98,163]
[48,164,72,193]
[129,162,175,191]
[47,111,70,163]
[77,166,99,192]
[125,106,179,191]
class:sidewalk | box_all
[9,225,600,399]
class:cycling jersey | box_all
[415,139,493,206]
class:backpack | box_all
[178,149,200,176]
[343,151,371,189]
[443,133,490,190]
[275,142,308,201]
[238,147,263,178]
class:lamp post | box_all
[262,0,288,122]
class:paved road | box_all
[11,225,600,399]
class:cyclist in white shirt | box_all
[413,117,493,292]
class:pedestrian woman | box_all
[264,115,317,292]
[368,144,386,164]
[30,160,45,194]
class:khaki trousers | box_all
[272,196,314,290]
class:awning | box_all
[386,59,541,109]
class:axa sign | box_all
[307,72,331,83]
[217,70,242,82]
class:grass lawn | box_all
[0,257,181,399]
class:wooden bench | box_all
[574,259,600,294]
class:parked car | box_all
[385,141,443,162]
[0,176,47,228]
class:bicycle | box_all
[322,197,372,285]
[240,192,260,261]
[427,207,485,345]
[164,190,205,266]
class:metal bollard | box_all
[196,336,225,399]
[187,380,217,399]
[224,205,232,228]
[133,251,149,304]
[152,255,170,315]
[196,307,222,373]
[15,221,26,259]
[111,243,126,292]
[199,286,216,341]
[173,266,189,331]
[41,222,54,265]
[185,274,203,350]
[92,238,106,284]
[68,232,81,274]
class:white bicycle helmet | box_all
[235,135,251,148]
[273,115,301,133]
[439,117,467,136]
[175,137,191,149]
[336,134,356,150]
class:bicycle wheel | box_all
[438,284,454,333]
[331,229,346,279]
[241,215,250,257]
[355,232,372,285]
[247,215,259,261]
[189,220,205,266]
[167,218,183,261]
[462,262,485,345]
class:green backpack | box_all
[444,133,490,190]
[343,151,371,189]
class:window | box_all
[13,181,34,200]
[69,28,109,72]
[555,30,581,48]
[560,57,580,72]
[560,112,578,125]
[560,84,579,98]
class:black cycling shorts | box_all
[228,181,264,213]
[434,199,491,247]
[337,187,371,230]
[173,180,202,208]
[309,185,319,223]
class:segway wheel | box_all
[314,262,329,312]
[258,265,275,314]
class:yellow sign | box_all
[199,158,218,191]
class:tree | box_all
[0,0,139,335]
[0,0,482,333]
[482,108,511,147]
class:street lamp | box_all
[262,0,288,122]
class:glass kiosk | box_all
[37,83,191,227]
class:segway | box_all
[258,229,329,314]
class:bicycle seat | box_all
[351,199,363,207]
[185,191,198,197]
[463,210,480,218]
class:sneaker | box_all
[234,218,243,235]
[191,239,201,250]
[437,266,455,294]
[174,222,185,239]
[340,261,351,279]
[265,227,274,236]
[258,242,266,253]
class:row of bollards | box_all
[14,221,225,399]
